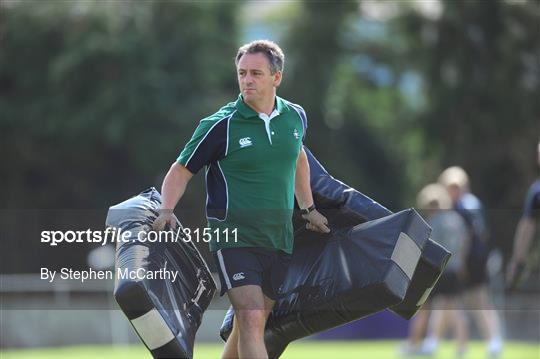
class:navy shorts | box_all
[465,239,489,288]
[433,271,463,297]
[213,247,292,300]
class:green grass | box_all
[1,341,538,359]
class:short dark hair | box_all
[235,40,285,74]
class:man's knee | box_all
[235,309,266,333]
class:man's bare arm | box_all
[153,162,194,230]
[295,148,330,233]
[507,217,536,283]
[294,148,313,210]
[512,217,536,263]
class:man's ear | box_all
[273,71,282,87]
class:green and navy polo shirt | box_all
[177,94,307,253]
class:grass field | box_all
[1,341,539,359]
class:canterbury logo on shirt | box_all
[239,137,253,148]
[293,128,300,140]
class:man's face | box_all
[447,184,462,204]
[237,52,282,106]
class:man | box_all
[438,166,503,357]
[507,141,540,286]
[153,40,329,359]
[412,183,469,357]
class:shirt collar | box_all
[235,94,286,118]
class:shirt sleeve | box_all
[456,194,488,240]
[289,103,308,142]
[522,180,540,219]
[177,117,228,174]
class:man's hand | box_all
[152,209,177,231]
[153,162,193,232]
[302,209,330,233]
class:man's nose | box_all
[243,74,253,85]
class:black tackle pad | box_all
[390,238,451,319]
[106,187,216,359]
[220,148,451,358]
[299,147,449,321]
[221,209,432,358]
[293,147,393,233]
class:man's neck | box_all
[245,95,276,116]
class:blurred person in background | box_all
[507,140,540,287]
[401,183,469,357]
[439,166,503,357]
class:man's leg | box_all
[224,285,272,359]
[465,285,503,356]
[216,247,286,358]
[408,308,430,346]
[221,289,275,359]
[421,297,448,354]
[222,315,240,359]
[465,286,497,338]
[452,301,468,355]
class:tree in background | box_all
[1,0,538,271]
[0,1,240,210]
[395,0,540,249]
[281,0,538,214]
[280,1,408,210]
[0,1,241,272]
